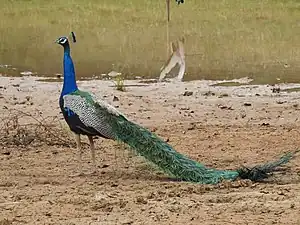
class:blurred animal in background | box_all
[159,37,186,82]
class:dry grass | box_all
[0,109,74,147]
[1,0,300,83]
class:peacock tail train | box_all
[112,113,295,184]
[113,118,240,184]
[57,33,297,185]
[64,90,297,184]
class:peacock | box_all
[55,33,297,184]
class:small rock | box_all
[12,84,20,87]
[187,123,196,130]
[243,103,252,106]
[272,87,280,93]
[276,100,286,104]
[202,91,215,96]
[2,151,10,155]
[48,200,54,205]
[219,93,229,98]
[122,221,133,225]
[261,122,270,126]
[179,107,190,110]
[260,190,269,194]
[119,200,128,208]
[136,196,147,204]
[240,112,246,118]
[218,104,233,110]
[113,96,119,101]
[150,127,157,132]
[183,91,193,96]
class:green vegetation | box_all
[1,0,300,84]
[112,74,126,91]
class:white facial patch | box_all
[59,38,67,44]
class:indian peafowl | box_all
[55,34,297,184]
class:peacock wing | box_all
[63,92,119,139]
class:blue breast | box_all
[59,42,107,137]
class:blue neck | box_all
[61,43,78,96]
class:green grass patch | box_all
[112,74,126,91]
[1,0,300,84]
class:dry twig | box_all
[0,109,74,147]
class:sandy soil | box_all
[0,76,300,225]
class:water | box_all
[1,63,300,85]
[0,64,106,82]
[0,64,154,84]
[0,64,25,77]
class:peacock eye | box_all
[60,38,67,44]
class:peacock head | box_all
[55,36,69,46]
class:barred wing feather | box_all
[63,94,120,139]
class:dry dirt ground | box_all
[1,76,300,225]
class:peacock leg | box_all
[88,136,97,174]
[70,134,84,177]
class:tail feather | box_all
[114,119,238,184]
[112,118,297,184]
[237,151,297,181]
